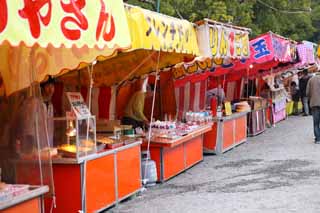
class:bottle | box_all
[217,106,222,118]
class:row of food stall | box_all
[0,1,319,212]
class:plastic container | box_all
[141,151,157,186]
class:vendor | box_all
[206,85,225,107]
[122,77,152,130]
[40,76,55,147]
[260,83,271,99]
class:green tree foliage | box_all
[125,0,320,43]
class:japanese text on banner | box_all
[209,25,249,59]
[0,0,129,48]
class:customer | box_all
[306,73,320,143]
[290,81,300,115]
[299,69,311,116]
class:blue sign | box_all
[252,39,270,59]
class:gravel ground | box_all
[108,115,320,213]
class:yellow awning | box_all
[60,4,200,87]
[0,0,131,95]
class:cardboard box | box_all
[245,96,267,110]
[97,120,133,133]
[96,120,121,132]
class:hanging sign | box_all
[271,35,292,62]
[66,92,91,119]
[197,20,250,59]
[0,0,131,96]
[0,0,130,49]
[295,41,316,68]
[126,4,199,55]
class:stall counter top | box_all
[52,140,142,164]
[143,124,212,148]
[0,185,48,210]
[212,111,250,122]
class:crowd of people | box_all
[288,68,320,144]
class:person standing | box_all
[290,81,300,115]
[299,69,311,116]
[122,77,152,130]
[206,85,225,107]
[306,73,320,143]
[40,76,55,147]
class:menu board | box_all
[66,92,91,119]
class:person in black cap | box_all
[40,76,55,146]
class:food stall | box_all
[248,33,298,125]
[225,32,299,128]
[285,41,318,116]
[87,5,202,184]
[142,115,212,182]
[40,2,197,211]
[32,9,200,213]
[180,19,252,154]
[47,90,142,213]
[0,1,144,212]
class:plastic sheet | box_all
[0,85,54,201]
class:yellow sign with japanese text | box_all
[125,4,199,55]
[0,0,130,49]
[0,0,131,95]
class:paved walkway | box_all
[111,115,320,213]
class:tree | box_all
[125,0,320,43]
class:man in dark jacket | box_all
[306,73,320,143]
[299,69,311,116]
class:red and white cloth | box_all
[81,86,117,120]
[174,80,207,120]
[53,84,117,120]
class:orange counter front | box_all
[1,186,48,213]
[47,141,142,213]
[203,111,249,154]
[143,125,211,182]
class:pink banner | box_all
[295,42,315,68]
[271,35,292,62]
[172,32,296,84]
[249,34,274,64]
[229,33,293,72]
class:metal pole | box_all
[156,0,160,12]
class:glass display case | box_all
[53,115,97,160]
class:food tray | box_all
[105,141,123,149]
[57,145,95,158]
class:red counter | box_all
[47,141,142,213]
[143,125,211,182]
[203,111,249,154]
